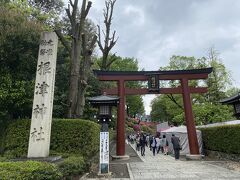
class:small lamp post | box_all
[88,93,119,174]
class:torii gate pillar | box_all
[117,80,126,156]
[181,78,200,155]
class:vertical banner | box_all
[100,132,109,173]
[27,32,58,158]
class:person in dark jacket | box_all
[151,136,157,156]
[171,134,181,160]
[140,133,146,156]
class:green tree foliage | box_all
[206,48,232,103]
[151,51,234,125]
[0,4,43,119]
[9,0,64,25]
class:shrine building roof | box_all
[88,95,119,106]
[220,92,240,104]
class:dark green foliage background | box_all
[200,125,240,154]
[2,119,100,158]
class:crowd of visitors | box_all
[128,132,181,160]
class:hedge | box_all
[2,119,100,158]
[200,124,240,154]
[57,156,87,178]
[0,161,62,180]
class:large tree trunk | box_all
[76,82,87,117]
[76,35,97,117]
[56,0,95,118]
[68,39,81,118]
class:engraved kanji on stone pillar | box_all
[28,32,58,158]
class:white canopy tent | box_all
[161,126,203,155]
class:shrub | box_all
[0,161,62,180]
[50,119,100,158]
[3,119,100,158]
[126,126,134,135]
[133,124,140,132]
[126,121,134,128]
[200,124,240,154]
[57,156,87,177]
[3,119,30,158]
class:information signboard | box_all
[100,132,109,173]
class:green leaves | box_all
[57,156,87,177]
[0,161,62,180]
[0,4,42,119]
[200,125,240,154]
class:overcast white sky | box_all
[66,0,240,114]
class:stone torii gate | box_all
[94,68,212,158]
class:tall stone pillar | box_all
[27,32,58,158]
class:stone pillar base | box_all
[186,154,204,160]
[111,155,130,161]
[98,172,112,176]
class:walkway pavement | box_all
[84,141,240,179]
[128,142,240,179]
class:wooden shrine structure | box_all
[93,67,213,157]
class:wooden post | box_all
[181,78,200,155]
[117,79,125,156]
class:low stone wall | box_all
[205,150,240,162]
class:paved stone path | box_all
[128,142,240,179]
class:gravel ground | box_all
[207,160,240,172]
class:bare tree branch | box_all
[97,0,118,70]
[106,54,118,67]
[97,25,104,52]
[90,35,98,50]
[69,0,74,7]
[72,0,78,21]
[65,6,73,25]
[166,94,184,110]
[109,30,118,50]
[54,29,71,54]
[81,33,86,55]
[84,1,92,18]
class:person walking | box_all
[146,134,149,147]
[149,135,153,151]
[162,134,168,155]
[155,136,161,154]
[135,134,140,151]
[171,134,181,160]
[151,136,157,156]
[140,133,146,156]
